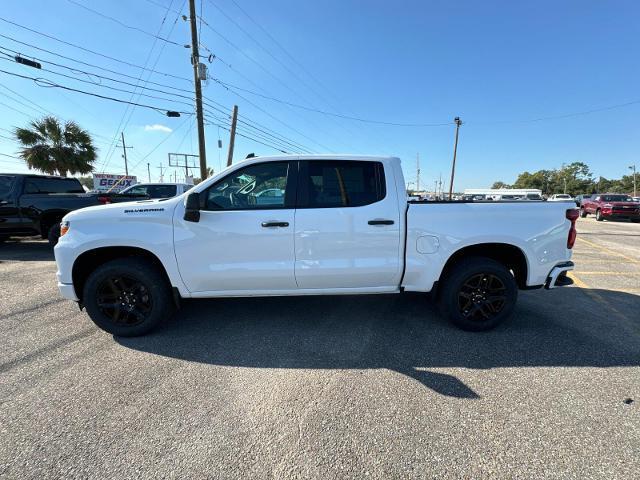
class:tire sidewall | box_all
[83,259,172,336]
[441,257,518,332]
[47,223,61,247]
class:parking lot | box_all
[1,217,638,479]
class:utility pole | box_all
[157,163,165,183]
[416,153,420,192]
[188,0,208,180]
[438,173,443,199]
[630,164,637,197]
[448,117,462,200]
[227,104,238,167]
[117,132,133,176]
[434,180,437,197]
[147,163,151,182]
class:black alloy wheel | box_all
[83,257,174,336]
[439,256,518,331]
[96,275,153,327]
[457,273,507,322]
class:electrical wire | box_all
[65,0,183,46]
[0,16,190,82]
[101,0,183,172]
[214,78,453,127]
[0,68,193,115]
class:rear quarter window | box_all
[0,175,15,197]
[24,177,84,194]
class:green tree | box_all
[491,181,511,189]
[15,116,96,177]
[75,176,94,190]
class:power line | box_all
[0,33,193,94]
[0,16,190,82]
[101,0,183,172]
[0,55,193,109]
[214,78,453,127]
[0,81,51,116]
[65,0,184,46]
[0,68,193,115]
[0,36,314,156]
[0,44,195,104]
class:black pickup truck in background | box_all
[0,173,102,246]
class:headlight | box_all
[60,220,70,237]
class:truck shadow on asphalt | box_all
[0,239,53,262]
[117,287,640,399]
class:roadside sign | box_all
[93,173,137,192]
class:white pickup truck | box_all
[54,155,578,336]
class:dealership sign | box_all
[93,174,137,192]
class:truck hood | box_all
[63,196,182,222]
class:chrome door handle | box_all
[261,221,289,228]
[368,219,394,225]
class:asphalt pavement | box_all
[1,218,639,479]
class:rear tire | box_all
[595,209,603,221]
[83,258,174,337]
[439,257,518,331]
[631,218,640,223]
[47,223,61,247]
[579,208,587,218]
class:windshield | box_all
[601,195,633,202]
[555,194,571,199]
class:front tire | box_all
[580,208,587,218]
[47,223,61,247]
[595,209,603,221]
[439,257,518,331]
[83,258,174,336]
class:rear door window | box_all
[300,160,385,208]
[147,185,177,198]
[24,177,84,194]
[0,175,15,197]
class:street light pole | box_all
[630,164,637,198]
[448,117,462,200]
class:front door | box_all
[294,160,402,289]
[174,160,297,294]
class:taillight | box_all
[98,196,111,204]
[566,208,578,249]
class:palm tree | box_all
[14,116,97,177]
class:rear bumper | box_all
[58,282,79,301]
[545,261,574,289]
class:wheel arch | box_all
[440,242,529,289]
[72,246,173,303]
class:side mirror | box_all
[184,192,201,222]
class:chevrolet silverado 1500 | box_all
[54,155,578,336]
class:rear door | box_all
[294,159,402,289]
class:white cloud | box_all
[144,124,172,133]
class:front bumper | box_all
[58,282,79,301]
[545,261,575,289]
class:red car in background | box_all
[581,193,640,222]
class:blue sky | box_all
[0,0,638,190]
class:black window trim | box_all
[201,160,298,211]
[22,176,84,194]
[296,159,387,209]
